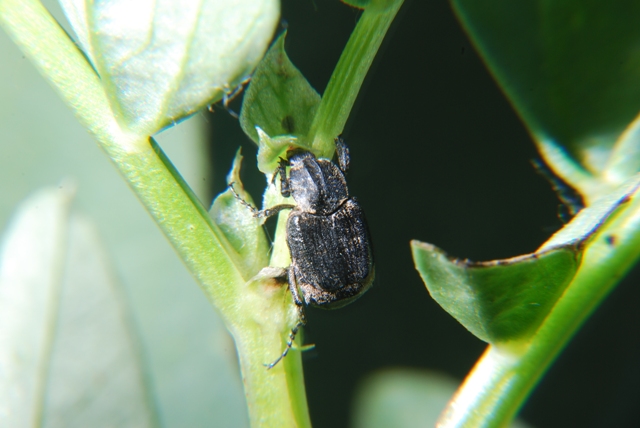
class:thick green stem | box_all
[100,137,311,427]
[438,192,640,427]
[234,320,309,428]
[104,138,310,428]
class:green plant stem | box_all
[103,138,310,428]
[438,192,640,427]
[0,1,309,426]
[106,139,310,428]
[536,138,610,206]
[308,0,403,155]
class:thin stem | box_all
[308,0,404,155]
[438,192,640,427]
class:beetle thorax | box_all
[288,152,349,215]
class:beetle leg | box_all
[265,311,306,370]
[220,75,252,118]
[258,204,296,218]
[335,137,350,173]
[269,157,291,197]
[277,157,292,197]
[287,266,304,306]
[229,183,294,218]
[265,281,307,370]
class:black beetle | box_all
[232,138,374,368]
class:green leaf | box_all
[209,149,270,278]
[452,0,640,183]
[59,0,279,136]
[239,31,321,166]
[412,174,640,343]
[0,187,157,427]
[255,129,300,176]
[412,243,580,343]
[433,178,640,427]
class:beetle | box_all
[231,137,374,368]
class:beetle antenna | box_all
[228,182,260,216]
[230,182,294,218]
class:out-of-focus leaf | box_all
[0,15,248,426]
[352,369,458,428]
[452,0,640,177]
[209,149,270,279]
[0,187,157,427]
[604,113,640,187]
[352,369,530,428]
[412,173,640,343]
[239,31,321,171]
[0,187,72,427]
[59,0,279,136]
[42,214,158,427]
